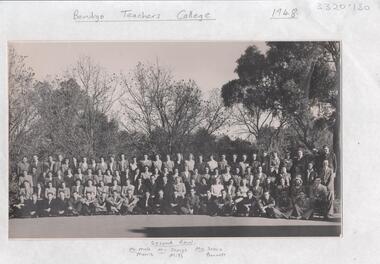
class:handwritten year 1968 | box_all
[317,2,370,11]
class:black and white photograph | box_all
[8,41,341,238]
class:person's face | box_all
[144,155,148,159]
[47,193,53,200]
[156,155,159,160]
[23,157,27,162]
[308,163,313,169]
[207,190,211,197]
[236,168,240,174]
[323,161,329,167]
[215,169,219,175]
[138,178,142,184]
[190,189,195,196]
[32,194,38,202]
[78,168,82,173]
[176,177,180,184]
[88,180,93,186]
[20,196,25,203]
[83,158,87,162]
[205,168,209,173]
[146,192,150,198]
[210,155,214,160]
[298,150,303,157]
[282,167,287,173]
[76,180,80,186]
[163,177,168,184]
[248,191,253,198]
[88,169,92,175]
[201,178,206,184]
[33,155,38,161]
[100,181,104,186]
[145,167,149,172]
[73,192,79,199]
[264,192,270,199]
[174,168,179,174]
[233,154,237,160]
[101,193,107,199]
[62,182,66,188]
[98,170,102,175]
[222,155,226,160]
[266,178,271,184]
[59,192,65,200]
[247,167,251,173]
[221,191,226,197]
[253,154,257,159]
[48,172,53,178]
[258,167,262,172]
[150,176,155,183]
[48,182,52,188]
[113,180,117,186]
[101,158,104,162]
[158,190,164,198]
[133,157,137,162]
[255,179,260,186]
[59,155,63,161]
[280,178,285,185]
[194,168,198,174]
[86,193,91,199]
[121,154,125,159]
[274,152,278,158]
[23,170,28,176]
[324,146,329,154]
[199,156,203,161]
[243,155,247,160]
[127,189,133,196]
[49,156,53,161]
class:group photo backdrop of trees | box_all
[9,41,340,171]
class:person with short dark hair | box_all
[94,192,108,215]
[54,190,69,216]
[273,187,293,219]
[25,193,41,217]
[40,192,55,217]
[71,179,84,198]
[137,190,154,215]
[45,181,56,199]
[13,195,28,218]
[97,180,109,198]
[195,155,207,174]
[236,190,260,217]
[68,191,82,216]
[218,154,228,172]
[310,177,333,219]
[17,156,30,176]
[239,154,249,174]
[200,190,217,216]
[215,189,233,216]
[107,190,123,214]
[163,154,174,173]
[259,191,276,218]
[181,188,200,215]
[81,192,96,216]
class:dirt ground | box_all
[9,214,341,238]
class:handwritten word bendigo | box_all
[73,9,104,22]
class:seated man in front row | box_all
[310,177,334,220]
[180,188,200,215]
[259,191,276,218]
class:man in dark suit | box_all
[53,190,69,216]
[40,192,55,217]
[180,188,200,215]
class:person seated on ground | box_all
[121,188,139,215]
[180,188,200,215]
[81,192,96,216]
[94,192,108,215]
[53,190,69,216]
[13,195,28,218]
[44,181,56,199]
[199,190,218,216]
[292,190,313,220]
[290,175,306,205]
[215,189,233,216]
[255,166,267,184]
[153,189,167,215]
[232,167,242,187]
[225,178,236,198]
[173,176,186,199]
[109,179,121,196]
[134,177,146,199]
[40,192,55,217]
[67,191,82,216]
[236,190,260,217]
[221,166,232,186]
[103,169,113,186]
[107,190,124,215]
[259,191,276,218]
[310,177,333,220]
[97,180,109,198]
[58,182,70,199]
[19,180,33,201]
[166,191,183,215]
[277,166,291,187]
[136,190,154,215]
[251,178,263,201]
[25,193,41,218]
[273,187,293,219]
[71,179,84,198]
[262,177,276,198]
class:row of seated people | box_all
[12,173,334,220]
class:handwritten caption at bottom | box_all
[128,240,226,259]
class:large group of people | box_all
[9,145,338,220]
